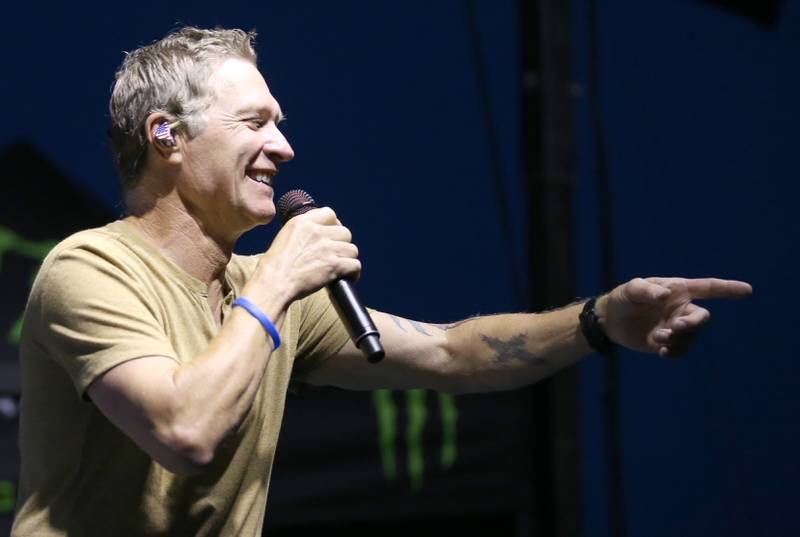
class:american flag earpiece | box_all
[153,121,178,147]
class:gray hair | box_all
[109,27,257,189]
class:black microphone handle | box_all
[277,189,384,363]
[326,279,385,363]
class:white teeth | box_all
[249,173,272,186]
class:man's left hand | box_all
[598,277,752,357]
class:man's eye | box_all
[247,118,265,129]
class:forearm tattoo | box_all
[479,333,548,366]
[386,314,473,336]
[408,320,432,336]
[384,313,547,366]
[387,313,409,332]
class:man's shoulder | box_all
[51,219,129,251]
[33,220,182,304]
[23,222,143,334]
[38,221,136,274]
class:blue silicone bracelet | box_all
[232,297,281,350]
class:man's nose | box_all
[264,125,294,163]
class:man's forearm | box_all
[164,272,294,467]
[439,301,596,393]
[86,295,289,475]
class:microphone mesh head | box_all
[277,189,318,226]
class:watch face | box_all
[580,298,614,355]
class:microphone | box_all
[277,189,385,363]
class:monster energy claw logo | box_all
[371,314,461,491]
[0,225,57,345]
[372,389,458,492]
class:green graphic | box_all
[372,389,458,491]
[373,390,398,480]
[0,480,15,514]
[0,225,57,345]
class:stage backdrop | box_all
[0,1,530,535]
[0,2,797,537]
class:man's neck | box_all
[124,192,235,288]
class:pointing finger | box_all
[684,278,752,300]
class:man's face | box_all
[177,57,294,236]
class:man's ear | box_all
[144,113,183,163]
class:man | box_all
[11,27,751,536]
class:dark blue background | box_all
[0,1,796,536]
[575,2,799,536]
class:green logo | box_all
[372,389,458,491]
[0,480,15,514]
[0,225,56,345]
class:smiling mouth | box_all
[247,171,273,187]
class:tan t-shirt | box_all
[12,220,349,537]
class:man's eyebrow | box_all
[233,105,285,123]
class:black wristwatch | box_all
[579,297,617,356]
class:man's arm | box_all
[296,277,752,393]
[87,208,359,474]
[296,303,590,393]
[87,299,288,474]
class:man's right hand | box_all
[257,207,361,302]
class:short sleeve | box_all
[292,289,350,377]
[33,242,178,398]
